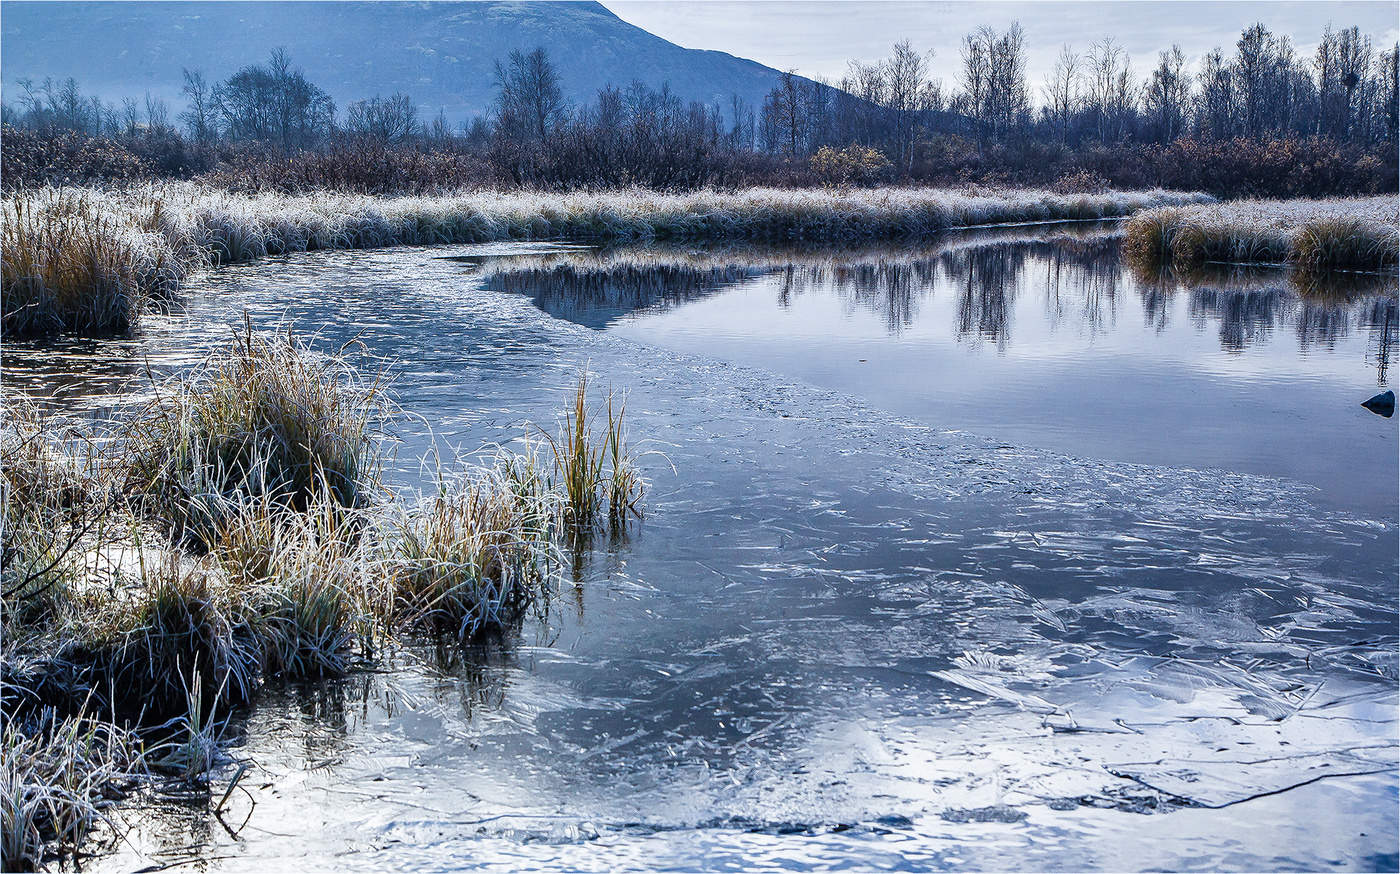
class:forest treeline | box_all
[2,20,1396,196]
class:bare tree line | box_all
[751,21,1397,160]
[2,19,1395,193]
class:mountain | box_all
[0,1,792,124]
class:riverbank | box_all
[1124,196,1400,272]
[1,184,1212,339]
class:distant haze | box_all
[606,1,1400,98]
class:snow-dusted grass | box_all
[1,710,145,871]
[1124,196,1399,271]
[2,183,1211,338]
[2,331,645,865]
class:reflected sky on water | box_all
[3,230,1396,872]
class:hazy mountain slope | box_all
[0,1,791,123]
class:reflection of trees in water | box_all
[483,263,763,328]
[1361,296,1397,386]
[1137,278,1175,334]
[1188,287,1288,351]
[481,231,1120,337]
[937,238,1121,349]
[944,245,1022,350]
[482,239,1396,381]
[778,261,939,333]
[1038,238,1123,337]
[1294,301,1352,349]
[1133,259,1398,382]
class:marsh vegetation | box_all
[0,327,643,870]
[0,183,1210,339]
[1125,196,1400,271]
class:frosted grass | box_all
[2,183,1211,338]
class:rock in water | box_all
[1361,389,1396,417]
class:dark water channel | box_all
[5,228,1398,871]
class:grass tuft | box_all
[1125,196,1398,272]
[122,323,388,548]
[382,448,560,640]
[542,374,645,535]
[0,708,144,872]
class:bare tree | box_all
[1380,43,1399,143]
[986,23,1030,140]
[1316,25,1373,139]
[144,92,170,134]
[120,96,141,136]
[959,24,1028,142]
[761,70,807,156]
[493,47,566,145]
[841,59,887,146]
[1086,38,1134,143]
[213,49,334,147]
[1043,44,1082,143]
[1196,47,1234,139]
[1143,45,1190,142]
[345,93,419,145]
[180,69,214,143]
[959,27,992,141]
[884,40,933,171]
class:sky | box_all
[603,1,1400,95]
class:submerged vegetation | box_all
[1124,196,1400,271]
[0,328,645,869]
[0,182,1211,339]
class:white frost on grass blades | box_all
[1126,195,1400,270]
[1162,196,1399,229]
[1,183,1211,337]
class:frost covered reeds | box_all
[2,183,1211,338]
[1,709,144,872]
[540,375,645,535]
[1,330,648,864]
[381,449,560,639]
[0,188,185,336]
[1124,196,1399,271]
[122,322,390,548]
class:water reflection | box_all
[480,234,1397,381]
[1042,237,1124,337]
[3,234,1389,872]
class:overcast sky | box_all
[603,1,1400,97]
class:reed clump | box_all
[0,188,184,336]
[213,489,371,679]
[72,553,263,718]
[2,183,1212,339]
[544,375,645,535]
[122,323,389,548]
[0,709,145,872]
[1293,218,1400,271]
[381,450,560,640]
[1125,196,1399,271]
[2,333,649,865]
